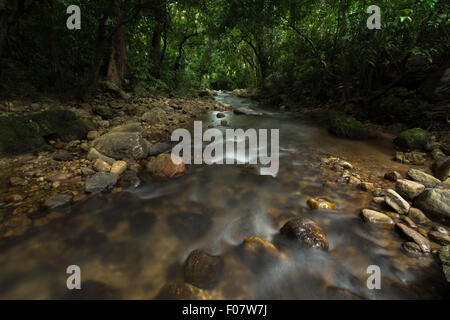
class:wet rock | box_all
[85,172,119,193]
[361,209,394,225]
[183,250,224,290]
[87,130,100,140]
[396,223,431,253]
[280,217,329,250]
[395,179,425,200]
[110,160,127,175]
[385,189,410,214]
[384,171,401,182]
[152,154,186,178]
[432,225,449,235]
[328,116,369,140]
[394,128,430,150]
[407,169,441,188]
[395,151,427,165]
[360,182,375,192]
[402,242,423,257]
[233,107,263,116]
[439,245,450,282]
[148,141,172,156]
[9,176,25,186]
[216,112,226,118]
[142,108,168,124]
[429,231,450,246]
[43,194,72,210]
[92,132,150,160]
[240,237,285,263]
[415,188,450,219]
[338,160,353,169]
[87,147,115,165]
[93,158,111,172]
[155,282,210,300]
[53,151,74,161]
[117,170,140,188]
[372,197,385,204]
[306,198,336,210]
[401,216,417,229]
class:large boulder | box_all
[280,217,329,250]
[328,116,369,140]
[183,250,224,290]
[0,110,95,154]
[415,189,450,219]
[92,132,150,160]
[394,128,430,150]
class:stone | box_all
[384,171,401,182]
[87,148,115,165]
[85,172,119,193]
[433,157,450,181]
[396,223,431,253]
[407,169,441,188]
[6,194,24,202]
[110,161,127,175]
[402,242,423,257]
[155,282,210,300]
[395,179,425,200]
[53,152,74,161]
[394,128,430,150]
[93,159,111,172]
[142,108,168,124]
[408,208,431,225]
[395,151,427,165]
[429,231,450,246]
[385,189,410,214]
[360,182,375,192]
[328,116,369,140]
[361,209,394,224]
[92,132,150,160]
[87,130,100,140]
[117,171,140,188]
[240,237,285,263]
[439,245,450,282]
[401,216,417,229]
[280,217,329,250]
[415,188,450,219]
[152,154,186,178]
[306,198,336,210]
[220,119,228,126]
[81,167,96,177]
[183,250,224,290]
[99,80,130,100]
[92,105,115,120]
[110,122,143,134]
[43,194,72,210]
[148,141,172,156]
[46,173,73,182]
[216,112,226,118]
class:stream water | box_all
[0,93,448,299]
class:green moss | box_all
[0,110,95,154]
[394,128,430,150]
[328,116,370,140]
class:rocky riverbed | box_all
[0,89,449,299]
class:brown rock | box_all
[307,198,336,210]
[402,242,423,257]
[385,189,410,214]
[183,250,224,290]
[152,154,186,178]
[110,161,127,175]
[93,159,111,172]
[280,217,329,250]
[396,223,431,253]
[395,179,425,200]
[87,130,100,141]
[9,176,25,186]
[6,194,24,202]
[384,171,401,182]
[360,182,375,192]
[240,237,285,263]
[429,231,450,246]
[361,209,394,225]
[408,207,431,225]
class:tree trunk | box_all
[90,16,108,88]
[149,25,162,78]
[106,6,126,87]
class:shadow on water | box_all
[0,92,448,299]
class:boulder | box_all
[396,223,431,253]
[92,132,150,160]
[85,172,118,193]
[110,122,143,134]
[394,128,430,150]
[407,169,441,188]
[395,179,425,200]
[328,116,369,140]
[280,217,329,250]
[415,188,450,219]
[361,209,394,225]
[385,189,410,214]
[183,250,224,290]
[152,154,186,178]
[100,80,131,100]
[402,242,423,257]
[117,171,140,188]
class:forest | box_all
[0,0,449,300]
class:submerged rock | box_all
[328,116,369,140]
[306,198,336,210]
[394,128,430,150]
[407,169,441,188]
[152,154,186,178]
[280,217,329,250]
[43,194,72,210]
[395,179,425,200]
[233,107,263,116]
[85,172,119,193]
[361,209,394,225]
[396,223,431,253]
[385,189,410,215]
[415,188,450,219]
[240,237,285,264]
[117,170,140,188]
[402,242,423,257]
[183,250,224,290]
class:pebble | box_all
[94,158,111,172]
[110,161,127,175]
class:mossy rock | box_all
[0,110,95,154]
[92,105,115,119]
[328,116,370,140]
[394,128,430,150]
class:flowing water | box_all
[0,93,448,299]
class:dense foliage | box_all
[1,0,449,107]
